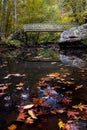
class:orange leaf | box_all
[64,123,70,130]
[8,124,17,130]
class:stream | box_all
[0,47,87,130]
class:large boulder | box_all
[59,24,87,43]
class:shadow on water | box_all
[0,47,87,130]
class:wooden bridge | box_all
[24,23,77,32]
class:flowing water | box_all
[0,47,87,130]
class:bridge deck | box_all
[24,23,77,32]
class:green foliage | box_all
[61,0,87,24]
[82,37,87,45]
[0,0,61,41]
[1,0,87,45]
[2,38,23,46]
[38,48,59,60]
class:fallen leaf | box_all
[28,110,37,119]
[64,123,70,130]
[65,91,72,95]
[58,119,64,129]
[0,85,8,90]
[47,73,60,77]
[8,124,17,130]
[0,92,6,97]
[16,82,24,87]
[67,110,79,118]
[32,97,43,106]
[51,110,56,115]
[25,117,34,124]
[72,103,87,111]
[4,73,26,79]
[75,85,83,90]
[64,81,74,85]
[57,108,65,114]
[61,97,72,104]
[17,106,24,112]
[16,87,22,90]
[17,112,26,121]
[23,104,34,109]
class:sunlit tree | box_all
[60,0,87,24]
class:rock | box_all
[59,23,87,43]
[59,53,86,69]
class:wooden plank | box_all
[24,23,77,32]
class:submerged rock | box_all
[59,53,86,69]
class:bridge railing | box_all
[24,23,78,32]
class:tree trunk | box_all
[14,0,17,32]
[0,0,7,39]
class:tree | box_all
[0,0,7,39]
[0,0,61,41]
[14,0,17,31]
[60,0,87,24]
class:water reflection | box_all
[59,51,86,69]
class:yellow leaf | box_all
[72,103,87,111]
[51,110,56,115]
[28,110,37,119]
[58,119,64,129]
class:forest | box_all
[0,0,87,44]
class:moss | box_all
[82,37,87,45]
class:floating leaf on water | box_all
[44,77,52,82]
[57,108,65,114]
[64,123,70,130]
[28,110,37,119]
[64,81,75,85]
[4,73,26,79]
[8,124,17,130]
[0,85,8,90]
[25,117,34,124]
[38,81,47,87]
[23,104,34,109]
[61,97,72,104]
[65,91,73,95]
[17,112,26,121]
[51,110,56,115]
[0,92,6,97]
[75,85,83,90]
[16,82,24,87]
[0,83,4,86]
[58,119,64,129]
[47,73,60,77]
[32,98,43,107]
[41,102,50,108]
[67,110,79,118]
[72,103,87,111]
[16,87,23,90]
